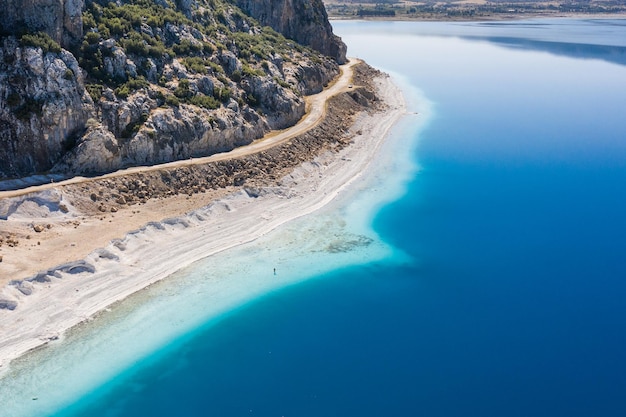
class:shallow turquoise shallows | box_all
[3,19,626,417]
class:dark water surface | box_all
[53,19,626,416]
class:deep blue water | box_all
[53,20,626,416]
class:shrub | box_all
[181,57,209,74]
[214,87,231,103]
[230,70,241,83]
[86,84,103,101]
[189,94,220,110]
[242,64,265,78]
[165,95,180,107]
[85,31,101,45]
[115,76,148,98]
[20,32,62,54]
[274,77,291,89]
[174,79,192,99]
[173,39,203,56]
[123,35,149,56]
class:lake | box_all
[3,18,626,417]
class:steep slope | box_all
[233,0,347,64]
[0,0,344,179]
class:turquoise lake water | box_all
[3,19,626,417]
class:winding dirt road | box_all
[0,58,359,200]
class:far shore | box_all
[0,64,408,373]
[327,12,626,22]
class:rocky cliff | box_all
[0,0,345,180]
[0,0,84,49]
[0,36,92,178]
[232,0,347,64]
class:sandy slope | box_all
[0,74,406,372]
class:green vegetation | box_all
[242,63,265,78]
[86,84,103,102]
[165,94,180,107]
[357,8,396,17]
[20,32,61,53]
[181,57,214,74]
[115,76,149,99]
[214,86,231,103]
[189,94,220,110]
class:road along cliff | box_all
[0,0,346,179]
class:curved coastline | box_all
[0,69,410,383]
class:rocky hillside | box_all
[0,0,347,180]
[233,0,347,64]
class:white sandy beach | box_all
[0,74,407,373]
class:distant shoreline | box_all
[327,11,626,23]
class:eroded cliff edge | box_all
[0,0,347,180]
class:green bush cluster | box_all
[274,77,291,89]
[115,76,149,99]
[189,94,220,110]
[86,84,103,102]
[20,32,61,54]
[214,86,231,103]
[181,57,215,75]
[169,78,228,109]
[232,32,271,60]
[119,32,174,59]
[173,39,205,56]
[165,94,180,107]
[242,64,265,78]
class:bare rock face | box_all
[0,0,84,49]
[121,104,268,166]
[240,75,304,130]
[0,37,93,178]
[53,125,122,174]
[233,0,347,64]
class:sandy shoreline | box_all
[0,72,407,372]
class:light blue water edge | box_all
[0,73,431,417]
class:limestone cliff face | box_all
[0,37,93,178]
[233,0,347,64]
[0,0,84,49]
[0,0,344,179]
